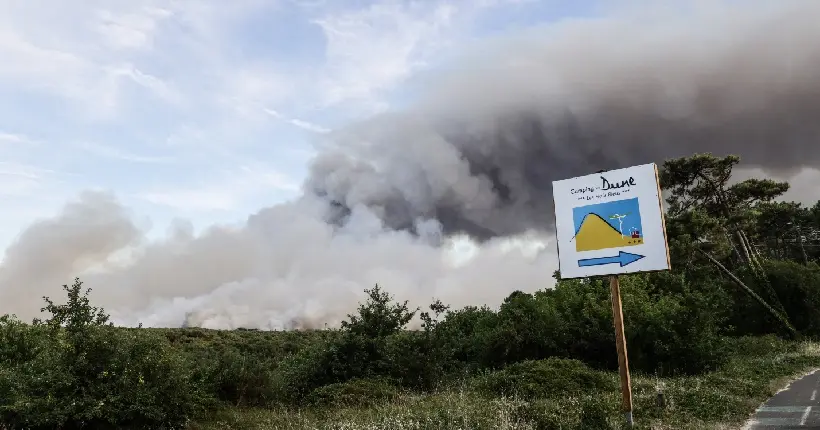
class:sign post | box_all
[609,274,632,426]
[552,163,671,427]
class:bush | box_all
[0,314,44,364]
[268,338,341,405]
[267,285,427,405]
[160,326,328,407]
[193,346,279,407]
[472,358,617,399]
[306,377,399,408]
[0,279,208,429]
[433,305,500,371]
[537,280,615,369]
[446,275,728,376]
[761,260,820,337]
[620,274,729,375]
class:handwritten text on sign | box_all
[570,175,638,202]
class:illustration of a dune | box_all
[574,213,644,252]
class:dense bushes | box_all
[306,377,399,408]
[1,261,819,427]
[472,358,617,398]
[0,279,207,429]
[760,260,820,336]
[425,274,728,377]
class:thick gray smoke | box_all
[1,1,819,328]
[309,1,820,239]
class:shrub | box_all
[433,305,500,371]
[268,285,423,405]
[194,346,279,407]
[268,338,340,405]
[0,279,208,429]
[472,358,617,399]
[761,260,820,337]
[306,377,399,408]
[341,284,416,338]
[621,274,729,375]
[538,279,615,369]
[0,314,44,364]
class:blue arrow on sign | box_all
[578,251,645,268]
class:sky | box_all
[3,0,819,258]
[0,0,608,253]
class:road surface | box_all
[744,369,820,429]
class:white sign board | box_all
[552,163,671,279]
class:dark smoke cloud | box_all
[309,0,820,239]
[2,1,820,328]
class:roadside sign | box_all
[552,162,672,427]
[552,163,671,279]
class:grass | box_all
[188,336,820,430]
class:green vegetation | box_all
[1,153,820,429]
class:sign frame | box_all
[551,163,671,279]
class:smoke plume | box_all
[1,1,819,328]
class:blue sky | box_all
[572,198,642,237]
[0,0,611,252]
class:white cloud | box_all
[0,2,178,117]
[0,132,37,147]
[77,141,176,164]
[93,6,173,51]
[0,162,47,196]
[0,1,275,119]
[137,164,300,212]
[311,1,459,112]
[106,64,184,106]
[0,0,545,253]
[264,109,330,133]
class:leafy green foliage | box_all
[0,279,209,429]
[306,377,399,408]
[472,358,617,398]
[757,260,820,336]
[341,284,416,338]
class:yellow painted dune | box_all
[575,214,643,252]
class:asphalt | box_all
[744,369,820,429]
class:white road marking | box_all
[759,406,811,413]
[800,406,812,426]
[748,417,800,426]
[812,389,817,401]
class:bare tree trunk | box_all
[735,230,753,266]
[737,229,792,317]
[745,231,765,262]
[724,228,744,265]
[696,247,799,339]
[740,230,764,271]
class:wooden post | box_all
[609,275,633,427]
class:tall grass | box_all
[190,336,820,430]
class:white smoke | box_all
[0,192,553,328]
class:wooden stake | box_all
[609,275,634,427]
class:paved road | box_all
[744,369,820,429]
